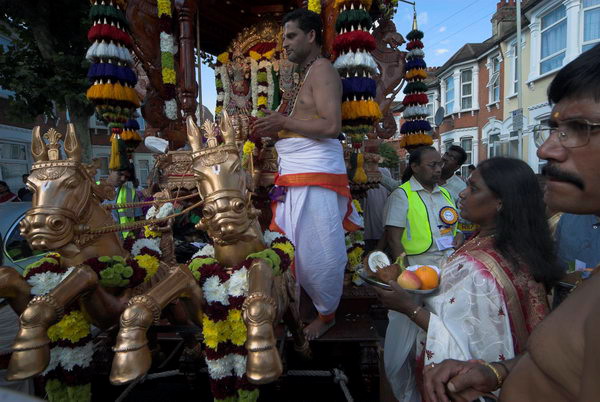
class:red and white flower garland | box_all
[187,231,294,402]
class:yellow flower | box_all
[263,49,276,60]
[352,199,363,214]
[242,140,255,156]
[257,96,268,106]
[135,254,160,281]
[308,0,322,13]
[202,316,230,349]
[249,50,262,61]
[48,310,90,343]
[347,246,363,270]
[228,309,247,346]
[215,106,223,115]
[144,226,161,238]
[217,52,229,64]
[157,0,172,17]
[272,241,294,260]
[162,67,176,84]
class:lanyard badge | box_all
[438,206,458,235]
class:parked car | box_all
[0,202,43,274]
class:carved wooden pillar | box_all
[175,0,198,121]
[322,0,337,59]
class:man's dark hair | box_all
[448,145,467,166]
[282,8,323,46]
[468,164,476,171]
[478,157,563,290]
[548,43,600,105]
[22,174,29,179]
[401,146,437,183]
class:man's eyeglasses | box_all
[533,118,600,148]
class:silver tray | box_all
[357,267,439,294]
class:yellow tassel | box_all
[113,83,128,102]
[352,152,368,184]
[342,100,382,120]
[109,134,121,170]
[99,83,114,100]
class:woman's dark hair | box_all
[478,157,563,290]
[548,43,600,104]
[401,146,436,183]
[282,8,323,46]
[0,180,9,190]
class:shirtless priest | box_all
[253,9,361,339]
[423,44,600,402]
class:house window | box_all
[460,137,473,176]
[489,56,501,103]
[460,69,472,110]
[443,139,454,153]
[540,5,567,74]
[137,159,150,188]
[426,93,434,126]
[512,43,519,94]
[444,76,454,114]
[508,131,520,158]
[488,132,501,158]
[583,0,600,52]
[0,141,29,192]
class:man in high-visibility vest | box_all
[377,145,461,401]
[106,168,143,239]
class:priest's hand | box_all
[252,110,287,138]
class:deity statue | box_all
[226,49,252,113]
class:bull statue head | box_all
[20,125,114,253]
[186,112,260,246]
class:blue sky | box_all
[199,0,498,114]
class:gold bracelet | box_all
[481,361,504,390]
[409,306,422,320]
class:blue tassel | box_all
[400,119,432,134]
[125,119,140,130]
[342,77,377,99]
[405,58,427,71]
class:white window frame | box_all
[443,139,454,153]
[487,54,501,104]
[582,0,600,52]
[426,92,435,126]
[460,69,473,111]
[488,132,501,158]
[460,137,473,177]
[444,76,455,115]
[511,42,519,96]
[539,4,567,75]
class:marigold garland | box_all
[157,0,177,120]
[308,0,322,14]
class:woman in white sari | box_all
[374,157,563,400]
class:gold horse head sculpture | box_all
[186,112,261,247]
[20,125,115,254]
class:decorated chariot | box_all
[0,0,437,400]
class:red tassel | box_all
[402,93,428,106]
[333,30,376,56]
[406,40,424,51]
[88,24,132,47]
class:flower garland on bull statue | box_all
[346,199,366,285]
[399,11,433,150]
[86,0,142,171]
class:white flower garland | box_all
[159,32,176,54]
[27,267,75,296]
[266,63,274,110]
[164,99,178,120]
[250,58,259,117]
[403,105,429,119]
[43,342,95,374]
[220,65,231,114]
[407,48,425,59]
[207,353,246,380]
[131,238,161,256]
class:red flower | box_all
[205,302,229,322]
[199,263,229,285]
[406,39,424,51]
[273,248,291,272]
[229,296,245,310]
[333,31,376,57]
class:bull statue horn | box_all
[186,116,203,152]
[31,126,48,162]
[220,110,236,145]
[64,123,82,162]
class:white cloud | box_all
[439,26,447,33]
[435,48,450,55]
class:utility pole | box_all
[516,0,523,160]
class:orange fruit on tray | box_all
[414,265,439,290]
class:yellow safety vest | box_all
[398,181,456,255]
[116,186,136,238]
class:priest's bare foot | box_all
[303,318,335,340]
